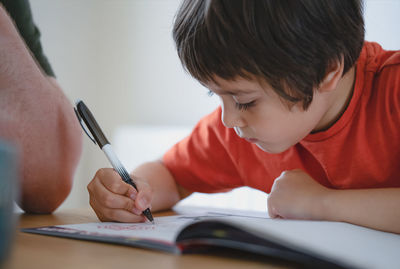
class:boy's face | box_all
[206,76,332,154]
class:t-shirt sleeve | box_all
[162,108,244,193]
[1,0,55,77]
[377,49,400,125]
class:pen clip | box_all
[74,106,97,145]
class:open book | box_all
[22,209,400,269]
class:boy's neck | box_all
[315,66,356,132]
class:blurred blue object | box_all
[0,140,19,265]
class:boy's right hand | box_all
[87,168,152,222]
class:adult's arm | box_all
[0,0,55,77]
[0,5,82,213]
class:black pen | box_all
[74,100,154,224]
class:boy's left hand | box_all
[267,169,331,220]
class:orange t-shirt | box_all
[163,42,400,194]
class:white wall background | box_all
[28,0,400,211]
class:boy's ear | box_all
[318,57,344,93]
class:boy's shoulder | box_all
[362,41,400,74]
[359,42,400,107]
[378,51,400,76]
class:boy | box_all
[87,0,400,234]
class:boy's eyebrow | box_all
[211,88,255,95]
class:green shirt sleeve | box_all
[1,0,55,77]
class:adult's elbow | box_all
[18,131,82,213]
[18,171,74,214]
[18,89,83,214]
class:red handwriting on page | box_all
[97,224,156,231]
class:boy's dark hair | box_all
[173,0,365,109]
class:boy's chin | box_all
[255,142,291,154]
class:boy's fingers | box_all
[267,196,278,218]
[135,191,152,211]
[268,205,282,219]
[130,176,153,211]
[91,178,136,211]
[128,189,137,200]
[96,168,137,196]
[88,168,152,223]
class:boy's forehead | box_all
[204,75,268,95]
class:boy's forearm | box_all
[131,161,186,212]
[323,188,400,234]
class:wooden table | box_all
[4,208,292,269]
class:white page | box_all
[221,216,400,269]
[53,212,241,243]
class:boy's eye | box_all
[207,90,256,111]
[235,101,256,111]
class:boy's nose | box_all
[221,105,246,129]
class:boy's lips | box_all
[244,137,259,143]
